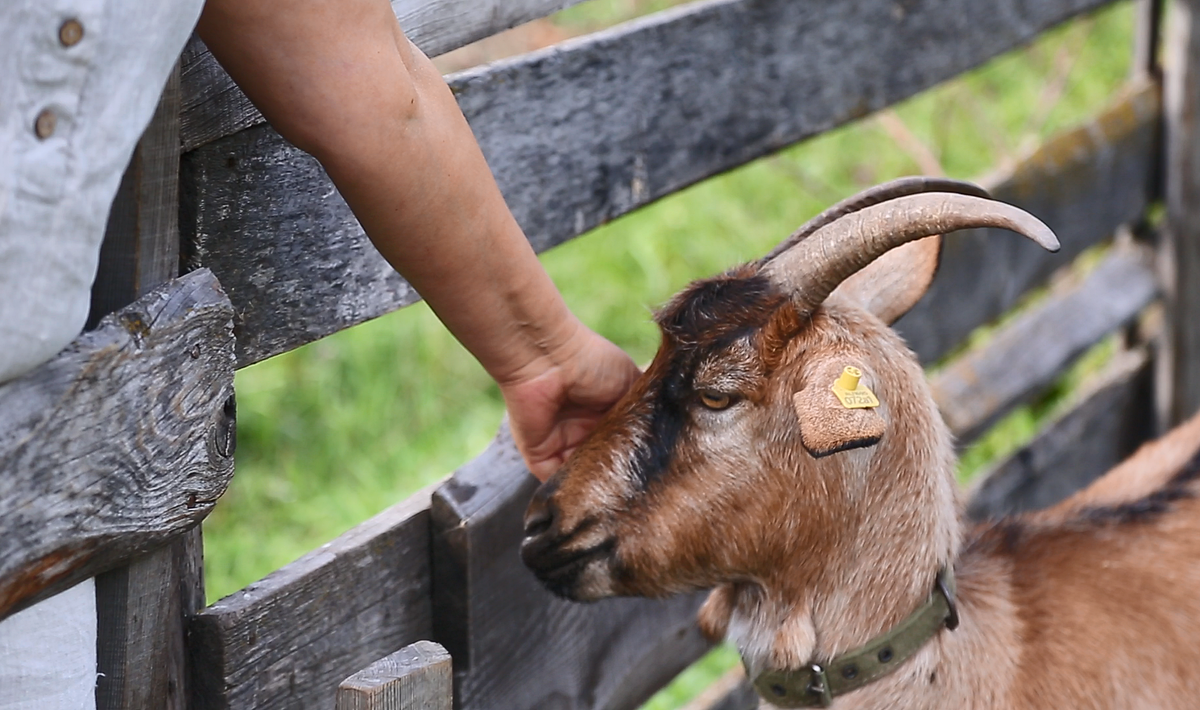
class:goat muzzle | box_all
[522,483,618,601]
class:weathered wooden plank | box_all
[1132,0,1164,79]
[430,426,710,710]
[0,269,235,621]
[85,62,203,710]
[179,0,588,151]
[96,540,192,710]
[94,528,207,710]
[335,641,452,710]
[189,488,435,710]
[181,0,1130,367]
[966,348,1155,520]
[896,79,1161,364]
[930,245,1158,445]
[1161,0,1200,425]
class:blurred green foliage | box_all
[204,1,1136,707]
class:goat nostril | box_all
[525,513,551,538]
[524,501,556,539]
[525,479,561,539]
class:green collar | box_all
[747,568,958,708]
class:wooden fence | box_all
[4,0,1200,707]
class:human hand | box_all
[499,324,640,482]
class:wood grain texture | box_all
[0,269,235,621]
[430,426,711,710]
[88,63,202,710]
[966,348,1155,520]
[335,641,452,710]
[1162,0,1200,425]
[181,0,1124,367]
[179,0,588,152]
[189,489,435,710]
[96,541,192,710]
[896,79,1161,365]
[94,529,206,710]
[930,246,1158,445]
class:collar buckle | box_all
[805,664,833,707]
[936,567,960,630]
[754,663,833,708]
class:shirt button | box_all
[59,19,84,47]
[35,109,57,139]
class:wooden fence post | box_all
[91,62,208,710]
[1162,0,1200,427]
[335,641,452,710]
[1133,0,1164,80]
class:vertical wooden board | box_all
[896,80,1161,365]
[96,542,194,709]
[90,62,197,710]
[189,492,435,710]
[431,427,710,710]
[97,535,205,710]
[1162,0,1200,425]
[967,349,1155,520]
[336,641,452,710]
[1133,0,1164,79]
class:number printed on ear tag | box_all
[831,366,880,409]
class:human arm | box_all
[196,0,638,480]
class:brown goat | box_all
[521,177,1200,709]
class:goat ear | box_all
[792,359,886,458]
[828,235,941,324]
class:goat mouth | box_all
[521,537,617,600]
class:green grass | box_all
[203,1,1138,707]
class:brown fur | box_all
[521,256,1200,709]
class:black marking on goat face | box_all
[628,270,787,487]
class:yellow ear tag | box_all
[830,366,879,409]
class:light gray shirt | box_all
[0,0,203,383]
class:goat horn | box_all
[760,176,992,263]
[760,192,1060,314]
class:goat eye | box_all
[698,391,735,410]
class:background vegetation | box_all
[203,2,1135,706]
